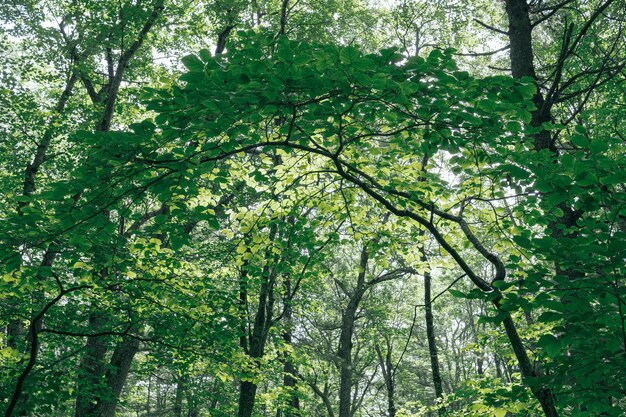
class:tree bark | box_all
[501,2,590,416]
[95,0,164,132]
[374,339,396,417]
[5,321,23,351]
[93,335,141,417]
[423,264,445,415]
[238,381,258,417]
[186,387,199,417]
[501,315,558,417]
[282,359,300,416]
[504,0,554,151]
[337,299,359,417]
[173,377,185,417]
[71,3,167,415]
[278,276,300,417]
[337,244,370,417]
[74,313,110,417]
[501,1,620,415]
[237,225,279,417]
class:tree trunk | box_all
[237,226,279,417]
[5,320,24,352]
[282,359,300,416]
[502,1,601,415]
[74,313,110,417]
[238,381,258,417]
[337,301,358,417]
[70,2,165,413]
[503,0,552,150]
[494,354,502,380]
[424,267,445,415]
[375,339,396,417]
[337,244,370,417]
[185,386,199,417]
[93,335,141,417]
[501,315,558,417]
[237,285,267,417]
[278,276,300,417]
[173,377,185,417]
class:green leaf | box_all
[207,218,220,230]
[448,289,467,298]
[537,334,562,358]
[494,409,507,417]
[501,163,530,179]
[538,311,562,323]
[589,140,608,154]
[339,46,360,64]
[199,48,212,62]
[571,134,587,148]
[181,54,204,72]
[517,82,536,99]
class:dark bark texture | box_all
[424,268,445,415]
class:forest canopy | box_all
[1,1,625,417]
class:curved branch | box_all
[4,285,90,417]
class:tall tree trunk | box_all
[278,276,300,417]
[337,244,370,417]
[9,110,79,413]
[237,226,279,417]
[282,359,300,416]
[375,338,396,417]
[238,381,258,417]
[8,1,163,408]
[74,313,110,417]
[337,301,358,417]
[423,264,445,415]
[494,354,503,379]
[93,335,141,417]
[4,284,86,417]
[185,387,198,417]
[501,1,608,415]
[70,4,168,413]
[504,0,553,150]
[501,315,558,417]
[237,279,267,417]
[95,0,164,132]
[173,377,185,417]
[417,202,444,415]
[5,320,24,352]
[237,275,274,417]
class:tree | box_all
[148,31,554,412]
[2,1,624,416]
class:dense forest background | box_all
[1,0,625,416]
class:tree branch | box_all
[473,18,508,35]
[97,0,165,131]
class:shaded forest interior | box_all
[1,1,625,416]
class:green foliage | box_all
[2,1,625,417]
